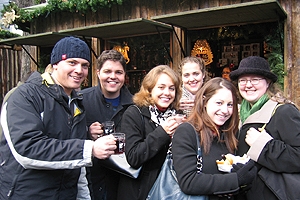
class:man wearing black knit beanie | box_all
[0,36,117,200]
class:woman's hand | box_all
[179,98,195,111]
[161,116,180,136]
[245,127,264,146]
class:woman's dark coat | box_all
[172,123,240,200]
[237,100,300,200]
[117,105,171,200]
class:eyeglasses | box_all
[238,78,264,86]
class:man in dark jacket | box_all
[0,37,117,200]
[81,50,133,200]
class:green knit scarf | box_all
[240,94,269,123]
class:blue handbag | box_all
[147,129,209,200]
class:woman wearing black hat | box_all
[230,56,300,200]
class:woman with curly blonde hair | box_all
[117,65,182,200]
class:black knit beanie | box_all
[230,56,277,83]
[50,36,91,65]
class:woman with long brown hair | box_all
[172,77,256,200]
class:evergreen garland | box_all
[0,29,20,39]
[1,0,124,32]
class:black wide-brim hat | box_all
[230,56,277,83]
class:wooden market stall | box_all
[1,0,299,105]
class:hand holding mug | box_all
[89,122,104,140]
[162,116,179,136]
[92,134,116,159]
[174,113,186,124]
[183,99,195,110]
[179,98,195,115]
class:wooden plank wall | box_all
[0,45,22,106]
[32,0,252,33]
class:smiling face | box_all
[151,73,176,109]
[52,58,89,96]
[97,60,125,98]
[181,62,205,95]
[238,74,269,105]
[205,87,233,126]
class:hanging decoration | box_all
[191,39,213,65]
[0,9,19,28]
[113,43,130,64]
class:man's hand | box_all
[89,122,104,140]
[92,134,116,159]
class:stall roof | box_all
[0,1,286,46]
[0,18,171,46]
[0,32,67,46]
[151,0,287,30]
[60,18,172,39]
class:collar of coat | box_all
[41,72,55,86]
[239,99,278,128]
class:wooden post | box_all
[280,0,300,106]
[171,26,185,73]
[91,38,99,87]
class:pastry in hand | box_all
[216,154,234,165]
[216,154,250,172]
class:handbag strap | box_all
[170,124,203,173]
[260,103,282,131]
[194,128,203,173]
[132,105,145,134]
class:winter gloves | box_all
[231,159,257,187]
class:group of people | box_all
[1,36,299,200]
